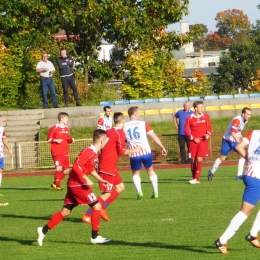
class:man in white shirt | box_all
[36,53,58,109]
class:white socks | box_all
[250,210,260,237]
[150,174,158,194]
[211,158,222,174]
[132,175,142,193]
[237,157,245,176]
[220,211,248,244]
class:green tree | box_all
[0,0,204,94]
[210,41,260,94]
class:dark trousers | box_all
[61,75,79,103]
[178,135,190,162]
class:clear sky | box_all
[167,0,260,32]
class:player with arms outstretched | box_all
[37,129,110,246]
[123,106,167,199]
[185,101,212,184]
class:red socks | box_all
[91,209,101,231]
[47,211,64,229]
[54,170,66,187]
[194,161,202,180]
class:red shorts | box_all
[98,172,123,193]
[53,154,69,169]
[64,185,98,206]
[188,139,209,159]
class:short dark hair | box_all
[60,47,66,52]
[104,106,111,112]
[128,106,138,117]
[113,112,124,124]
[193,101,203,109]
[93,129,106,143]
[242,107,251,114]
[58,112,69,121]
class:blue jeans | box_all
[40,77,58,108]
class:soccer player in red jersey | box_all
[47,112,74,190]
[37,129,110,246]
[82,112,141,222]
[185,101,212,184]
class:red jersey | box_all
[67,145,98,187]
[98,127,126,175]
[47,124,73,155]
[185,113,212,140]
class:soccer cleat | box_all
[208,170,214,181]
[137,192,143,200]
[100,209,110,222]
[0,202,8,206]
[236,175,243,180]
[151,193,158,199]
[37,227,45,246]
[82,213,92,224]
[91,235,110,244]
[245,233,260,248]
[55,186,63,191]
[214,238,228,254]
[189,179,200,184]
[51,182,57,189]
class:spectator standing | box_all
[173,102,194,164]
[184,101,212,184]
[36,53,58,109]
[97,106,112,131]
[56,48,82,107]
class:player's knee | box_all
[91,201,101,210]
[63,204,75,216]
[116,183,125,193]
[63,168,70,174]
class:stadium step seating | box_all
[145,110,160,115]
[129,99,144,104]
[100,101,115,106]
[159,98,174,102]
[204,95,219,100]
[145,98,159,103]
[234,94,249,99]
[220,105,235,110]
[189,96,203,101]
[250,103,260,109]
[249,93,260,98]
[205,106,220,111]
[173,97,189,102]
[235,104,249,110]
[139,110,145,115]
[115,100,129,105]
[160,109,175,114]
[219,95,234,99]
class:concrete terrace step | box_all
[5,120,40,127]
[3,114,43,121]
[5,125,40,132]
[7,136,39,142]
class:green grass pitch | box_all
[0,166,259,259]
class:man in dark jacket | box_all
[56,48,82,107]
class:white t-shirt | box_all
[36,60,55,77]
[123,120,153,157]
[244,130,260,179]
[0,126,6,158]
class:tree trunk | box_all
[83,63,89,97]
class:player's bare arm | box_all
[124,145,142,155]
[54,139,63,143]
[3,138,12,158]
[149,132,167,156]
[82,174,94,187]
[231,132,241,143]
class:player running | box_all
[208,107,251,181]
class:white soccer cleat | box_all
[91,235,110,244]
[37,227,45,246]
[189,179,200,184]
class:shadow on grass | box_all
[0,187,51,191]
[0,236,35,246]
